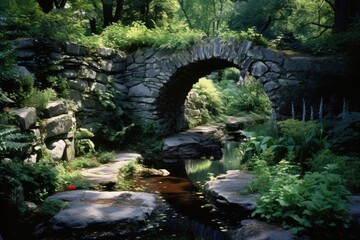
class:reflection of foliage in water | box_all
[185,142,242,185]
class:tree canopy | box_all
[0,0,359,53]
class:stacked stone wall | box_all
[15,39,129,133]
[15,38,355,137]
[9,100,76,162]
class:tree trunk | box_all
[114,0,124,22]
[102,0,113,28]
[37,0,53,13]
[144,0,150,26]
[178,0,193,29]
[89,18,97,34]
[260,16,272,34]
[53,0,67,9]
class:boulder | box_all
[204,170,259,211]
[232,219,294,240]
[47,139,66,159]
[225,116,256,131]
[41,114,73,139]
[162,124,224,160]
[46,190,160,237]
[11,107,37,130]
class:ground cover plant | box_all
[238,115,359,236]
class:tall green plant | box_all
[253,161,350,234]
[217,77,271,116]
[310,150,360,191]
[278,119,328,169]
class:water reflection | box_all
[185,141,242,186]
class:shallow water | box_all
[138,141,243,239]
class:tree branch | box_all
[177,0,193,29]
[310,22,333,29]
[308,23,333,39]
[324,0,335,12]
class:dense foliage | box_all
[252,160,350,234]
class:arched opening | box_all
[156,58,272,135]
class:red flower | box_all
[68,184,76,190]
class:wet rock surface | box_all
[162,124,225,160]
[36,190,162,239]
[232,219,294,240]
[48,190,159,230]
[204,170,259,212]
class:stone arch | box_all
[126,38,285,135]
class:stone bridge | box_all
[16,37,357,136]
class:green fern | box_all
[0,125,35,159]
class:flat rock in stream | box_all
[232,219,294,240]
[81,153,142,185]
[204,170,259,211]
[47,190,160,232]
[225,115,256,131]
[162,124,225,160]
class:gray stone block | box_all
[47,139,66,159]
[11,107,37,130]
[95,72,108,83]
[42,114,73,138]
[97,47,116,58]
[251,61,269,77]
[69,79,89,91]
[44,100,68,118]
[80,67,97,80]
[59,69,78,79]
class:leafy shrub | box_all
[115,160,143,191]
[102,22,204,52]
[0,162,56,203]
[53,164,88,191]
[302,27,360,56]
[240,135,280,164]
[253,161,350,234]
[96,151,116,164]
[74,128,95,156]
[193,78,224,115]
[185,77,224,127]
[325,112,360,154]
[221,67,240,81]
[47,75,70,98]
[2,74,35,107]
[310,150,360,192]
[219,28,269,47]
[278,119,328,169]
[23,88,57,111]
[217,77,271,116]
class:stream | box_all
[137,141,243,239]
